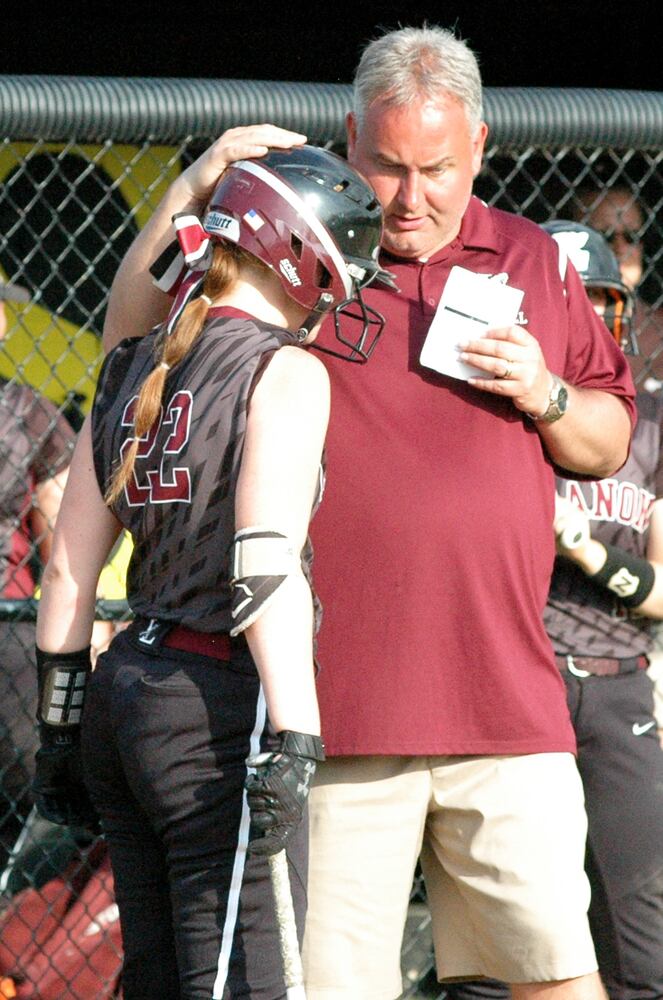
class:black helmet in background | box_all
[541,219,636,353]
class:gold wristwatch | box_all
[526,375,568,424]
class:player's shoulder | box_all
[267,343,329,383]
[253,345,330,412]
[101,331,156,383]
[108,331,154,360]
[102,332,146,371]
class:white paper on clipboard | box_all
[420,266,524,381]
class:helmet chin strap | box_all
[296,312,320,343]
[296,292,335,343]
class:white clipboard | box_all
[420,266,524,381]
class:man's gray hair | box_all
[353,25,483,134]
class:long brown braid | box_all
[105,242,262,506]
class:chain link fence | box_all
[0,76,661,998]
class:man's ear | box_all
[472,121,489,178]
[346,112,358,162]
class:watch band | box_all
[526,375,568,423]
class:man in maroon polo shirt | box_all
[102,28,634,1000]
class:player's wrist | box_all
[278,730,326,762]
[568,538,607,575]
[245,733,324,856]
[36,646,92,734]
[588,543,655,608]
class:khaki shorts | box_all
[302,754,597,1000]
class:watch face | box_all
[525,377,568,422]
[556,383,569,413]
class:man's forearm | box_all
[538,386,632,477]
[102,175,203,352]
[102,124,308,353]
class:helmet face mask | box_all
[595,286,631,353]
[541,219,636,354]
[329,289,386,362]
[203,145,392,362]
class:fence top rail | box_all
[1,76,662,148]
[0,599,128,622]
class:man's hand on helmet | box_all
[178,125,308,208]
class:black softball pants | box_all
[81,625,307,1000]
[445,666,663,1000]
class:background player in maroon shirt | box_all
[446,224,663,1000]
[32,145,386,999]
[545,222,663,1000]
[100,31,636,1000]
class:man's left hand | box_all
[459,325,553,416]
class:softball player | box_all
[447,222,663,1000]
[545,221,663,1000]
[31,144,387,999]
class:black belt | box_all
[556,654,649,676]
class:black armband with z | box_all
[591,543,656,608]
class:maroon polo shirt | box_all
[310,196,635,756]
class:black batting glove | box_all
[245,730,325,856]
[33,646,100,833]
